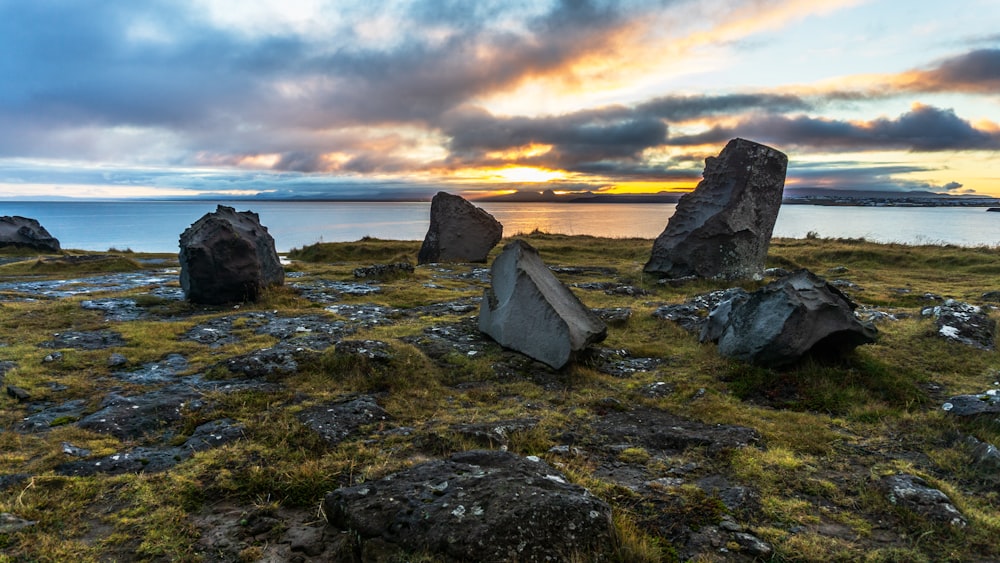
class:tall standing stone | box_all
[645,138,787,280]
[479,239,606,369]
[418,192,503,264]
[0,216,60,252]
[179,205,284,304]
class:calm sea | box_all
[1,200,998,253]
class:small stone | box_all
[107,353,128,367]
[6,385,30,402]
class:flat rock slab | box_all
[0,270,178,301]
[113,353,188,384]
[55,418,245,476]
[291,279,382,304]
[296,396,391,446]
[479,240,607,369]
[76,385,204,440]
[325,303,400,328]
[39,330,126,350]
[323,450,615,562]
[942,390,1000,416]
[583,347,664,378]
[590,407,761,456]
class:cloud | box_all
[897,48,1000,94]
[667,104,1000,151]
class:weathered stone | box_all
[479,240,607,369]
[879,474,966,527]
[0,513,36,534]
[352,262,413,279]
[39,330,126,350]
[179,205,284,304]
[0,216,60,252]
[965,436,1000,470]
[921,299,996,350]
[297,396,391,447]
[645,138,787,279]
[708,269,877,367]
[590,407,760,456]
[653,288,749,335]
[323,450,615,562]
[6,385,30,402]
[942,390,1000,416]
[418,192,502,264]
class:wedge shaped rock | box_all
[418,191,503,264]
[707,269,877,367]
[179,205,284,304]
[479,240,606,368]
[645,138,787,280]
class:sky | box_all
[1,0,998,200]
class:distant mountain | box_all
[783,187,984,200]
[476,189,683,203]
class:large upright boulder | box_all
[0,216,60,252]
[479,240,606,369]
[179,205,284,304]
[645,138,787,279]
[418,191,502,264]
[705,269,877,367]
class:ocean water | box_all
[1,200,998,253]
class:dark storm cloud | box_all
[901,48,1000,94]
[667,104,1000,151]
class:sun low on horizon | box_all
[0,1,997,200]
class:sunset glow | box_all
[0,1,997,199]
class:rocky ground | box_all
[0,236,998,562]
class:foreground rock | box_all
[942,389,1000,416]
[705,269,877,367]
[920,299,997,350]
[418,192,502,264]
[879,474,966,527]
[479,240,607,369]
[0,216,60,252]
[179,205,284,304]
[323,450,615,562]
[645,138,787,280]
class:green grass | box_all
[0,235,998,561]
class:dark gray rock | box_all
[418,192,502,264]
[653,288,749,335]
[451,418,539,448]
[965,436,1000,470]
[17,399,88,432]
[942,390,1000,416]
[645,138,787,279]
[590,407,760,456]
[0,513,36,534]
[55,418,244,476]
[353,262,413,279]
[114,353,188,384]
[6,385,30,402]
[708,269,877,367]
[323,450,615,562]
[592,307,632,326]
[479,240,607,369]
[982,290,1000,302]
[179,205,284,304]
[39,330,126,350]
[297,396,391,447]
[107,353,128,368]
[76,385,202,440]
[879,474,966,527]
[0,216,60,252]
[921,299,997,350]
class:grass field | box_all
[0,234,997,561]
